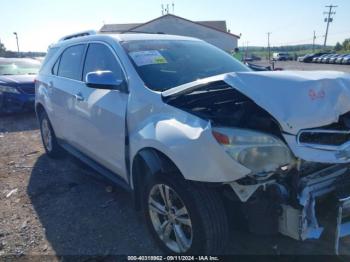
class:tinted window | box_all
[40,47,59,69]
[122,40,250,91]
[58,45,85,80]
[83,43,124,81]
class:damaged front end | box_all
[162,72,350,253]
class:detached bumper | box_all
[335,196,350,254]
[0,93,35,114]
[278,164,350,253]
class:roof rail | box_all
[120,30,165,34]
[59,30,97,42]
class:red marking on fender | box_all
[309,89,325,100]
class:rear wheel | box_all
[143,174,229,254]
[38,111,64,158]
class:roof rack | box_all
[120,30,165,34]
[59,30,97,42]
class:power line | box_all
[323,4,338,47]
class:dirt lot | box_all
[2,61,350,258]
[254,60,350,73]
[1,113,349,259]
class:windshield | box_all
[0,59,41,75]
[122,40,250,91]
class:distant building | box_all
[100,14,240,52]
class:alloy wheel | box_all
[148,183,193,253]
[41,118,52,152]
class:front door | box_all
[73,43,129,180]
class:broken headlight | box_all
[212,127,293,174]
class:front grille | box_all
[298,112,350,148]
[299,130,350,146]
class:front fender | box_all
[129,110,251,183]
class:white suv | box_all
[36,31,350,254]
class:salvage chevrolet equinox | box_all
[36,30,350,254]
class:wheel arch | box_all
[35,102,46,117]
[131,147,184,210]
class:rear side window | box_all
[83,43,124,82]
[40,47,59,70]
[58,44,85,81]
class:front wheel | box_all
[143,175,229,254]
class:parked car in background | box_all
[272,52,291,61]
[301,52,330,63]
[245,62,271,71]
[341,55,350,65]
[33,57,45,63]
[244,54,261,62]
[297,54,314,62]
[322,54,338,64]
[313,54,329,63]
[0,58,40,114]
[328,54,340,64]
[335,54,349,64]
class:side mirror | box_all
[85,71,127,92]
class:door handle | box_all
[75,92,84,101]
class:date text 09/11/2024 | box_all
[127,256,220,261]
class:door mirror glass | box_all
[85,70,126,91]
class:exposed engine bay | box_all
[164,81,282,136]
[163,78,350,252]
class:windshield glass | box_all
[0,59,41,75]
[122,40,250,91]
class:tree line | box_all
[0,42,46,58]
[335,38,350,52]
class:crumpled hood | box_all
[225,70,350,134]
[164,70,350,135]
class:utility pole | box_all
[312,30,316,52]
[323,5,337,47]
[13,32,19,57]
[267,32,271,62]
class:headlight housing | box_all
[0,85,21,94]
[212,127,293,174]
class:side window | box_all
[41,47,59,70]
[83,43,124,82]
[51,57,60,75]
[57,44,85,80]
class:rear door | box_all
[51,44,87,144]
[73,42,129,180]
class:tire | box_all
[38,110,64,158]
[143,173,229,255]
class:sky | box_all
[0,0,349,52]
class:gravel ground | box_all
[1,66,350,259]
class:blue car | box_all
[0,58,41,114]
